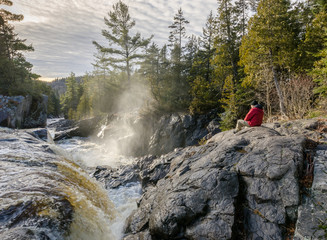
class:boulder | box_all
[92,164,140,189]
[51,116,102,141]
[47,118,75,132]
[74,116,103,137]
[26,128,51,142]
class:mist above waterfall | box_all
[94,79,155,159]
[114,80,151,114]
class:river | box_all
[0,119,142,240]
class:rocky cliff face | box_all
[0,95,47,129]
[147,112,220,156]
[93,119,327,240]
[96,111,220,157]
[294,144,327,239]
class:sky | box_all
[7,0,218,81]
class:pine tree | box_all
[60,73,82,119]
[239,0,298,117]
[189,11,216,83]
[91,50,114,113]
[296,0,327,71]
[248,0,260,11]
[210,0,244,117]
[48,91,61,117]
[214,0,240,82]
[139,43,161,101]
[311,26,327,97]
[168,8,189,61]
[189,12,220,113]
[184,35,199,78]
[93,0,152,85]
[0,0,35,95]
[166,8,191,110]
[168,7,189,86]
[75,74,93,119]
[309,0,327,101]
[92,50,110,80]
[220,75,238,130]
[200,11,216,82]
[234,0,250,37]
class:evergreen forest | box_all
[2,0,327,129]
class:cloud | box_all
[10,0,217,78]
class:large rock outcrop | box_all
[0,95,47,129]
[121,126,305,240]
[0,127,116,239]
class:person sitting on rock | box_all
[234,100,264,133]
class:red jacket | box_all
[244,107,264,127]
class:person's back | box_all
[244,104,264,127]
[234,100,264,133]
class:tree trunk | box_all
[272,65,287,117]
[127,59,131,88]
[265,77,272,119]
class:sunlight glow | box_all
[39,77,55,82]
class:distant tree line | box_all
[0,0,60,116]
[58,0,327,129]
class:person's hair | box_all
[250,100,258,106]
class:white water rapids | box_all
[47,119,142,240]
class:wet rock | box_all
[26,128,50,141]
[92,164,140,189]
[123,230,152,240]
[138,154,175,188]
[52,116,102,140]
[0,127,115,239]
[54,126,81,141]
[73,116,102,137]
[0,128,74,239]
[47,118,75,132]
[0,95,31,128]
[0,199,73,240]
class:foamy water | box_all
[54,136,141,239]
